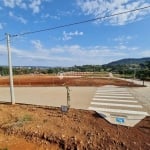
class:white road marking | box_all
[96,90,128,92]
[89,85,149,126]
[96,90,129,93]
[96,91,129,93]
[91,102,142,108]
[89,85,149,121]
[88,107,148,115]
[93,98,138,103]
[95,93,132,96]
[94,95,134,99]
[97,87,127,89]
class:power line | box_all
[11,5,150,37]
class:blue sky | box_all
[0,0,150,67]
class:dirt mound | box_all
[0,104,149,150]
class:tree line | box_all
[0,61,150,80]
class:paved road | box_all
[1,85,149,126]
[118,78,150,114]
[0,87,96,109]
[129,86,150,114]
[88,85,149,126]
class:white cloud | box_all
[29,0,42,14]
[17,16,27,24]
[2,0,51,13]
[140,50,150,57]
[57,10,75,17]
[3,0,17,8]
[31,40,43,49]
[114,36,133,42]
[29,0,52,14]
[0,44,7,55]
[41,13,60,20]
[77,0,150,25]
[62,30,84,41]
[41,13,50,18]
[1,40,149,66]
[9,11,13,16]
[0,23,3,30]
[9,11,27,24]
[113,35,134,45]
[3,0,27,9]
[115,44,127,50]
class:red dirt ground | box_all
[0,75,149,149]
[0,75,141,87]
[0,104,149,150]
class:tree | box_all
[0,67,9,76]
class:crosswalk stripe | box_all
[96,89,128,93]
[96,90,128,92]
[88,107,148,115]
[91,102,142,108]
[97,87,127,89]
[96,90,130,92]
[94,95,134,99]
[89,85,149,126]
[92,98,138,103]
[95,93,132,96]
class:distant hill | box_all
[106,57,150,66]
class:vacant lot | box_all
[0,104,149,150]
[0,74,141,87]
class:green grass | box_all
[18,114,32,122]
[12,114,33,127]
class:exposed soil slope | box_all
[0,104,149,150]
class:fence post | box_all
[66,86,70,108]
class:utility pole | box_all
[6,33,15,104]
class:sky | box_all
[0,0,150,67]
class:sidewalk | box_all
[120,78,150,87]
